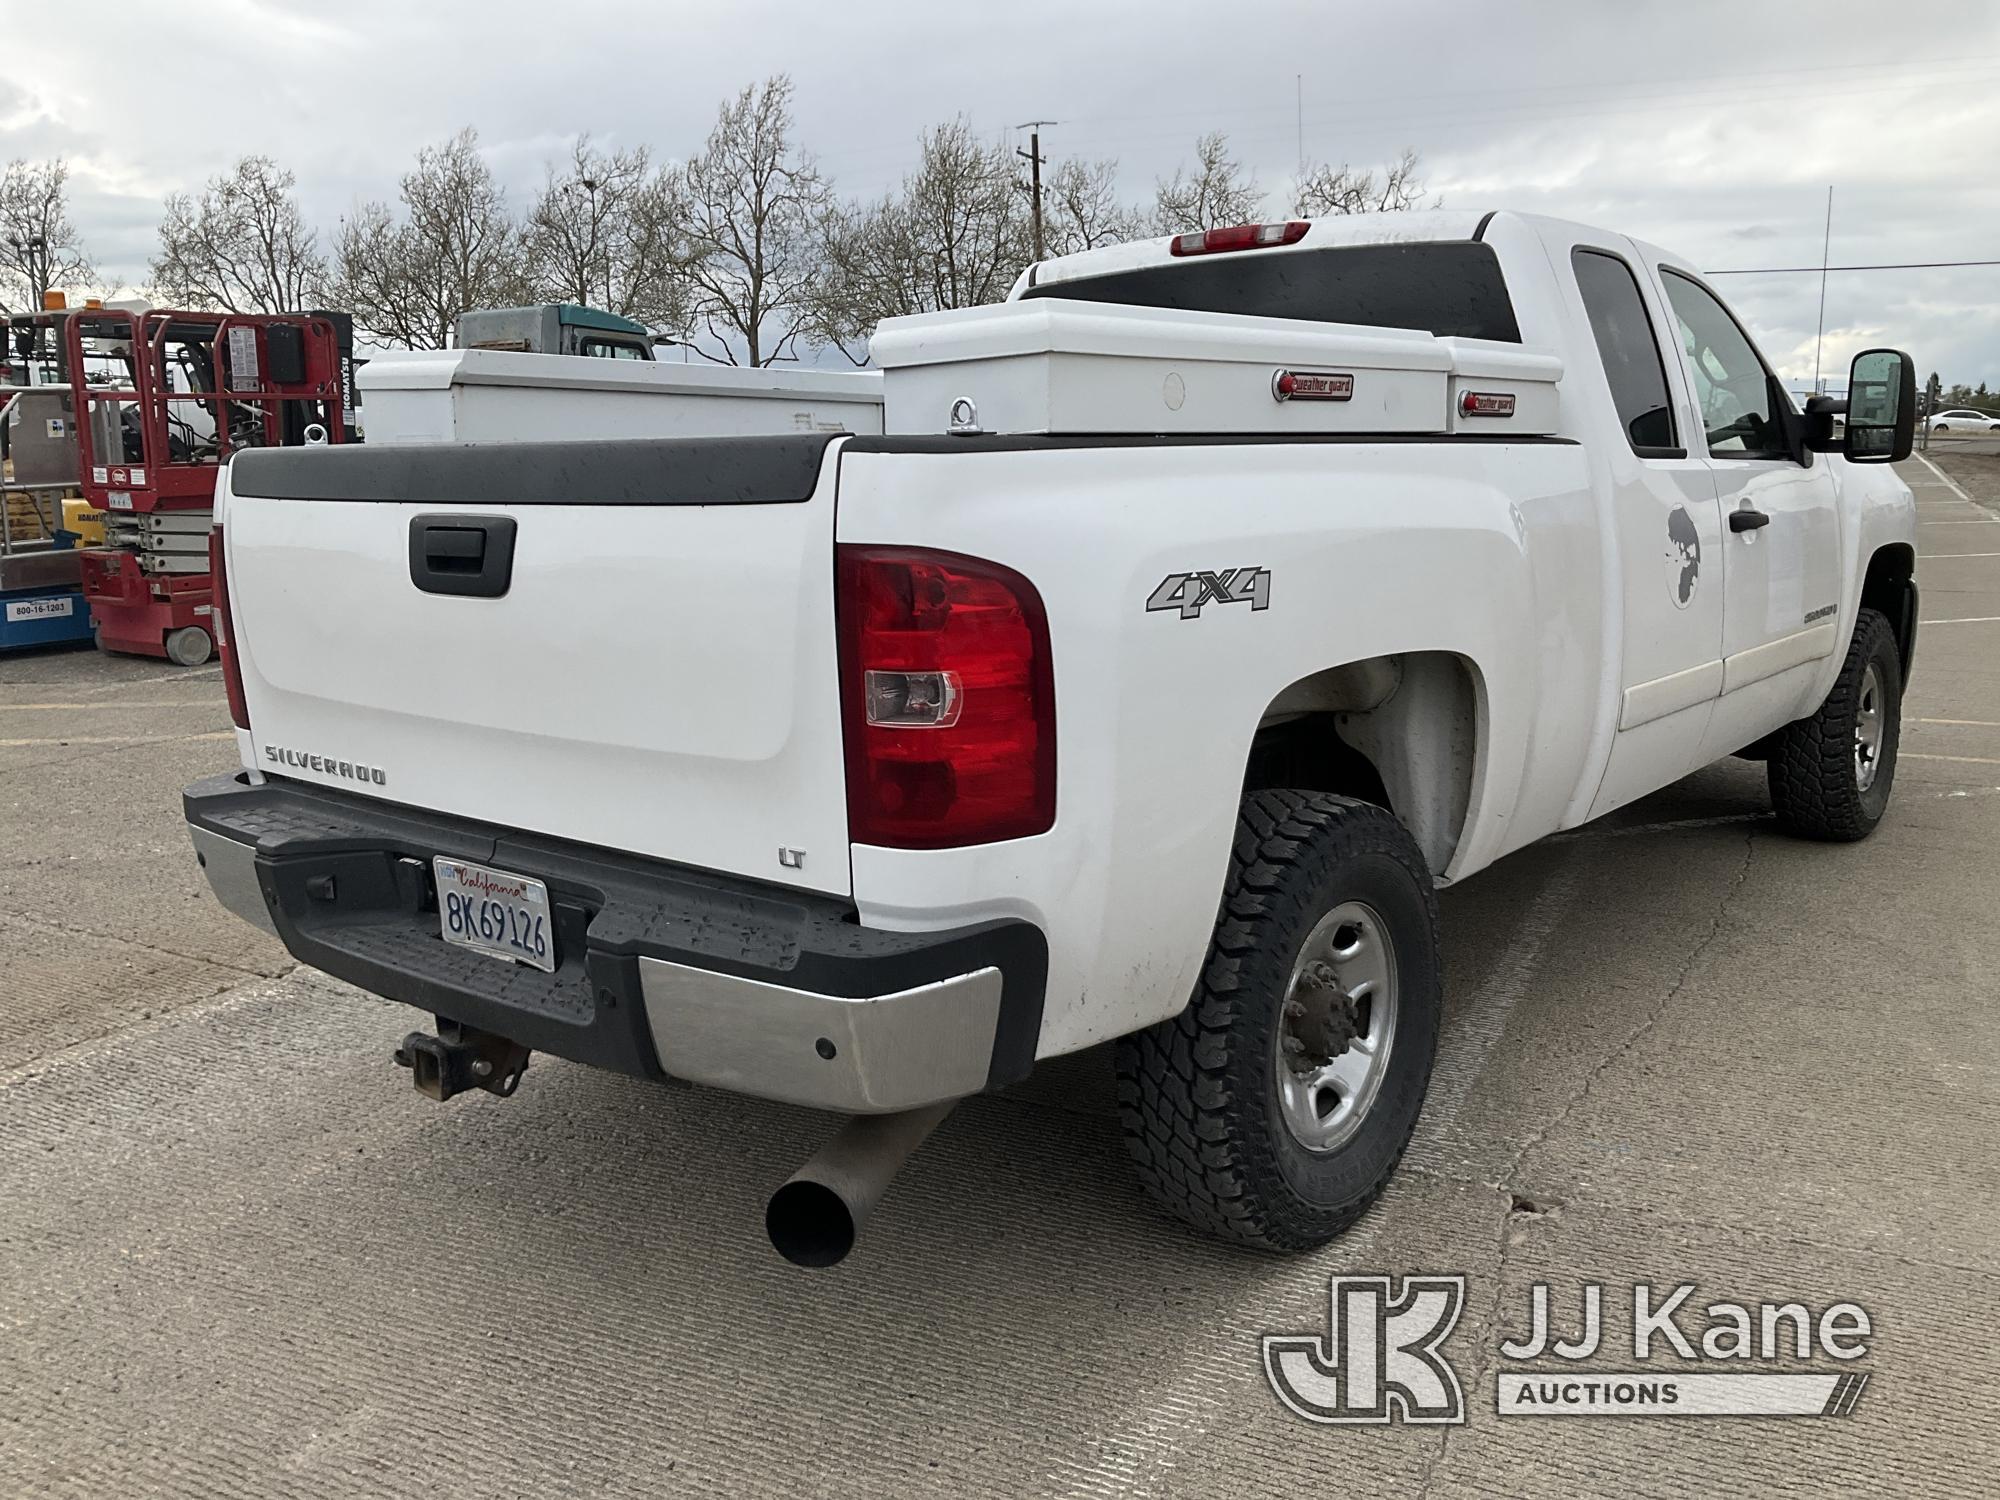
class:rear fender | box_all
[835,439,1585,1054]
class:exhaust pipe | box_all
[765,1101,955,1267]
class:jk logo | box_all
[1263,1275,1468,1425]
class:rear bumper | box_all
[184,773,1046,1112]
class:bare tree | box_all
[813,118,1032,363]
[1151,133,1263,236]
[0,157,96,313]
[678,76,832,365]
[1044,157,1140,257]
[149,156,326,313]
[905,119,1032,309]
[621,171,699,341]
[809,198,911,362]
[1293,149,1433,216]
[524,135,692,337]
[332,127,526,349]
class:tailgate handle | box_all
[409,514,517,598]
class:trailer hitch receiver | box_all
[394,1021,531,1102]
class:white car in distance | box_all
[1930,407,2000,432]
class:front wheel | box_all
[1114,792,1442,1251]
[1767,608,1902,841]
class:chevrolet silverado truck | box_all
[183,210,1919,1266]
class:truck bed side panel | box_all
[833,437,1597,1056]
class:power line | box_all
[1049,51,2000,136]
[813,56,2000,181]
[1708,259,2000,275]
[1033,63,2000,166]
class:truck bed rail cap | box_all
[227,433,841,505]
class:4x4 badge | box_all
[1147,567,1273,620]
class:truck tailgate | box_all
[221,435,851,897]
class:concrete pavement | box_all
[1,457,1996,1497]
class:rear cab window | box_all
[1571,248,1680,457]
[1022,241,1523,343]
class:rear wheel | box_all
[165,625,213,667]
[1115,791,1441,1251]
[1767,607,1901,841]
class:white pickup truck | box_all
[184,210,1919,1266]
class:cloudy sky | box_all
[7,0,1999,385]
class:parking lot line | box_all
[1919,616,2000,626]
[0,701,216,712]
[1904,753,2000,765]
[1918,452,1979,501]
[0,732,233,748]
[1917,717,2000,727]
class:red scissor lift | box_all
[66,310,348,663]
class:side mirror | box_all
[1843,348,1915,464]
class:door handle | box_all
[409,514,517,597]
[1729,508,1772,534]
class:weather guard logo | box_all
[1263,1275,1467,1425]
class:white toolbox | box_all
[357,349,886,445]
[870,298,1563,438]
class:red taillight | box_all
[1168,220,1309,257]
[208,525,250,730]
[836,545,1055,849]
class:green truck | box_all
[454,303,654,360]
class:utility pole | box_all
[566,177,604,307]
[1297,75,1304,181]
[1016,122,1055,261]
[8,234,48,309]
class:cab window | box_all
[1659,270,1791,459]
[579,337,649,360]
[1571,248,1678,456]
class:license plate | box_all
[107,491,133,510]
[433,857,556,971]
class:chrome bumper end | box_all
[638,959,1004,1114]
[189,825,278,937]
